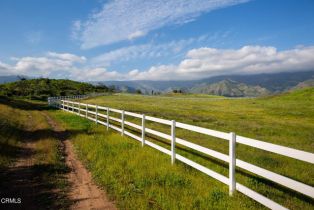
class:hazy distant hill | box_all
[190,79,270,97]
[96,71,314,95]
[294,78,314,89]
[93,80,195,94]
[0,75,30,84]
[2,70,313,97]
[198,71,314,92]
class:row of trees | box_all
[0,78,110,100]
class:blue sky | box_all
[0,0,314,81]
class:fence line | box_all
[48,97,314,210]
[48,93,108,105]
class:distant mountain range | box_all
[291,78,314,90]
[93,71,314,96]
[0,75,30,84]
[2,71,314,97]
[190,79,270,97]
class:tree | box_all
[136,89,142,94]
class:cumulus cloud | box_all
[127,45,314,80]
[0,52,87,77]
[1,45,314,81]
[74,0,249,49]
[0,52,123,81]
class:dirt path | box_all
[43,113,116,210]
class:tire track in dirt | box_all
[43,112,116,210]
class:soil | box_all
[44,112,117,210]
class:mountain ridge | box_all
[94,71,314,96]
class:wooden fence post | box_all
[229,132,236,196]
[78,103,81,115]
[121,110,125,136]
[142,114,145,147]
[171,120,176,164]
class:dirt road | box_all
[44,113,116,210]
[0,111,116,210]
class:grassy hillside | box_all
[0,98,70,208]
[0,78,109,100]
[50,88,314,209]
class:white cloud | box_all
[0,52,122,81]
[0,52,88,77]
[91,36,202,66]
[127,45,314,80]
[0,61,12,75]
[71,20,81,40]
[74,0,249,49]
[72,67,124,81]
[1,45,313,81]
[128,31,146,40]
[47,52,86,63]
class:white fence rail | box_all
[49,97,314,210]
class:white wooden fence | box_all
[47,93,107,105]
[49,97,314,210]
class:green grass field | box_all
[51,88,314,209]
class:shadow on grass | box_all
[0,98,91,209]
[0,96,54,111]
[0,163,72,210]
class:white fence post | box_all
[229,132,236,196]
[67,101,69,111]
[171,120,176,164]
[142,114,145,147]
[62,100,64,110]
[96,105,98,124]
[121,110,125,136]
[78,102,81,115]
[107,108,109,130]
[85,104,88,118]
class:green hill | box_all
[0,78,109,100]
[190,79,270,97]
